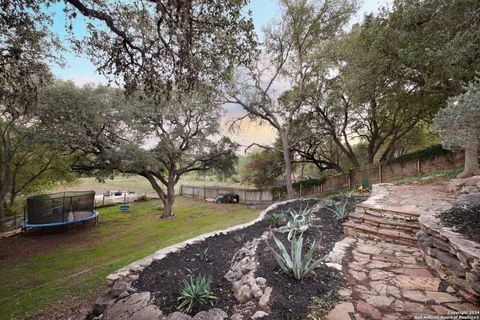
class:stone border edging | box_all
[106,198,302,285]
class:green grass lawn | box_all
[0,197,262,320]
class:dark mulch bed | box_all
[134,216,269,315]
[134,197,362,319]
[438,206,480,243]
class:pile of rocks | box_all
[416,175,480,304]
[445,175,480,207]
[223,232,273,319]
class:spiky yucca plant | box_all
[283,206,313,241]
[268,234,326,280]
[177,275,217,313]
[325,198,349,221]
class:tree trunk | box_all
[281,132,295,199]
[0,200,5,220]
[161,178,176,218]
[458,137,480,178]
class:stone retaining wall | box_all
[417,214,480,304]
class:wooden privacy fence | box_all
[180,152,464,204]
[315,151,464,195]
[179,185,273,204]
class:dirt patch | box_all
[438,206,480,244]
[0,222,98,264]
[134,197,360,319]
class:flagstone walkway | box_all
[327,184,480,320]
[328,238,479,320]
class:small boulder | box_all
[193,309,228,320]
[250,284,263,299]
[258,287,272,310]
[234,284,254,304]
[457,192,480,208]
[167,312,193,320]
[251,311,268,319]
[93,295,117,315]
[255,277,267,288]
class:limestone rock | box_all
[258,287,272,310]
[104,292,162,320]
[234,284,254,304]
[93,295,117,315]
[250,284,263,299]
[167,312,193,320]
[255,277,267,288]
[251,311,268,319]
[193,309,228,320]
[457,192,480,208]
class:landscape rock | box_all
[193,309,228,320]
[104,292,160,320]
[93,295,117,315]
[111,281,129,297]
[229,314,243,320]
[250,284,263,299]
[234,284,254,304]
[167,312,193,320]
[258,287,272,310]
[251,311,268,319]
[255,277,267,288]
[457,192,480,208]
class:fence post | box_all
[417,157,421,174]
[348,170,353,188]
[379,163,383,183]
[320,183,324,195]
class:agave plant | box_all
[268,212,286,228]
[325,197,349,221]
[177,275,217,313]
[283,206,313,241]
[268,234,326,280]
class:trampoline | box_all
[21,191,98,230]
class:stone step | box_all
[343,221,417,246]
[349,212,420,233]
[356,204,421,222]
[356,202,424,220]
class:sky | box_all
[48,0,391,150]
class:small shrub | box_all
[268,212,286,228]
[357,178,371,193]
[138,194,149,202]
[233,233,246,243]
[268,234,326,280]
[177,275,217,313]
[195,247,209,262]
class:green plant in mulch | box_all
[268,212,287,228]
[177,275,217,314]
[307,290,344,320]
[282,206,314,241]
[268,234,326,280]
[325,190,353,221]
